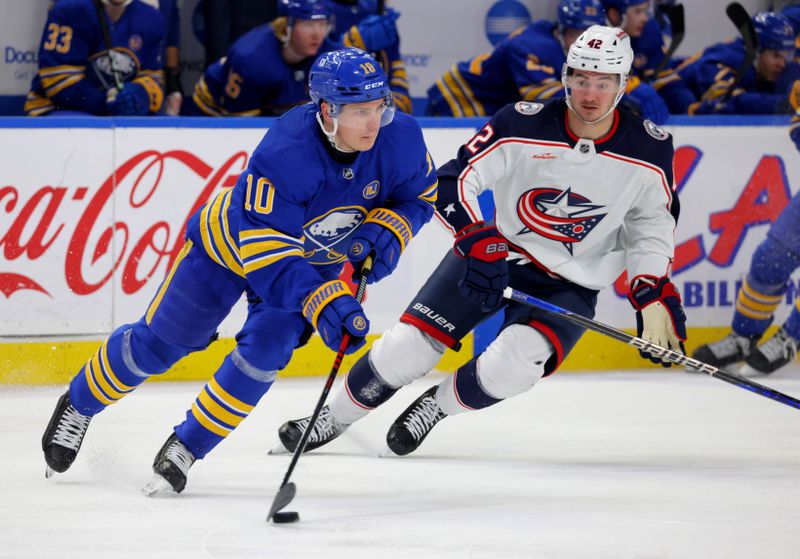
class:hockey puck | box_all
[272,511,300,524]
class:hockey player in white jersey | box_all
[275,25,687,456]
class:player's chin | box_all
[355,136,378,151]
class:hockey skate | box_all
[142,433,196,496]
[42,390,93,478]
[384,386,447,456]
[691,332,759,368]
[741,327,799,375]
[273,405,348,454]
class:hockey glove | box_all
[628,275,687,367]
[354,9,400,52]
[107,83,151,116]
[303,280,369,354]
[454,222,509,311]
[348,208,411,284]
[624,81,669,125]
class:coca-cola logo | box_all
[0,150,248,298]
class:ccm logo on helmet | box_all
[364,80,385,90]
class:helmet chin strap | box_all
[316,111,356,153]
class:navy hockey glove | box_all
[454,222,509,311]
[628,275,687,368]
[354,9,400,52]
[303,280,369,354]
[108,83,151,116]
[348,208,411,284]
[624,81,669,124]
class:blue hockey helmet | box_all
[309,47,395,126]
[278,0,333,21]
[558,0,606,31]
[753,11,795,53]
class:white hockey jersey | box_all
[436,100,679,291]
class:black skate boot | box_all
[42,390,93,477]
[692,332,759,368]
[142,433,196,496]
[744,327,799,375]
[385,386,447,456]
[276,405,348,453]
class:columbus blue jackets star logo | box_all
[516,187,606,254]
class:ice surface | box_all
[4,368,800,558]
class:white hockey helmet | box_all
[561,25,634,123]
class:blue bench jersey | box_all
[427,20,566,117]
[678,38,800,115]
[190,24,342,117]
[185,103,438,311]
[333,1,412,114]
[26,0,165,116]
[630,18,696,114]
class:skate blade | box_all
[378,445,397,458]
[45,466,56,479]
[141,474,179,498]
[268,441,290,455]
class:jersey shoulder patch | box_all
[643,119,669,141]
[514,101,544,115]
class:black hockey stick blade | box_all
[504,287,800,412]
[646,3,685,82]
[267,481,297,522]
[265,257,373,523]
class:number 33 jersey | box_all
[436,99,680,290]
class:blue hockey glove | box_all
[628,275,687,367]
[625,82,669,124]
[108,83,151,116]
[348,208,411,284]
[303,280,369,353]
[453,222,509,311]
[355,9,400,52]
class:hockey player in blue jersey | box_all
[186,0,339,116]
[781,4,800,63]
[186,0,407,117]
[25,0,166,116]
[41,48,438,494]
[602,0,695,121]
[678,11,800,115]
[332,1,413,114]
[426,0,606,117]
[276,25,686,457]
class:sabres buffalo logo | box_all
[303,206,367,264]
[516,187,606,254]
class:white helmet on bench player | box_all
[561,25,633,123]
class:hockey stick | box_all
[267,256,373,524]
[503,287,800,412]
[93,0,125,92]
[719,2,757,103]
[644,3,685,84]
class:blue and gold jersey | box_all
[26,0,165,116]
[333,1,412,114]
[189,24,341,117]
[678,38,800,115]
[426,20,566,117]
[185,103,438,311]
